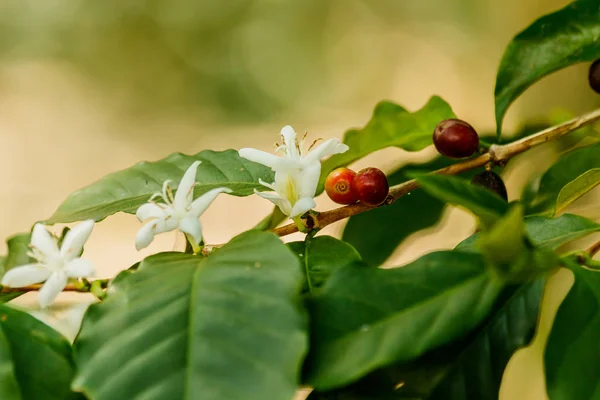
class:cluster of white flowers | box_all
[1,126,346,307]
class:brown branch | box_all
[588,239,600,258]
[1,279,109,294]
[273,107,600,237]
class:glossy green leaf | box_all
[318,96,455,189]
[288,235,363,294]
[456,213,600,253]
[494,0,600,134]
[545,265,600,399]
[523,213,600,250]
[523,142,600,215]
[73,231,307,400]
[413,174,509,227]
[46,150,274,224]
[308,279,545,400]
[342,157,456,267]
[556,168,600,212]
[0,304,79,400]
[304,251,504,390]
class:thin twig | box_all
[1,279,109,294]
[588,239,600,258]
[273,107,600,237]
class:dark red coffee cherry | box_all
[589,59,600,94]
[354,167,389,206]
[325,168,359,205]
[433,119,480,159]
[471,170,508,201]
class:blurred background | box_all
[1,0,599,398]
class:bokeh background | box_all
[1,0,599,399]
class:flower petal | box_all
[1,264,51,287]
[135,218,179,250]
[258,178,276,191]
[31,223,60,258]
[65,258,95,278]
[135,221,158,250]
[238,148,282,169]
[290,197,316,218]
[38,271,67,308]
[60,219,95,261]
[281,125,300,160]
[256,189,293,216]
[301,138,349,165]
[297,162,321,199]
[189,187,232,218]
[179,217,203,246]
[174,161,201,210]
[136,202,166,222]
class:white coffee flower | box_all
[1,220,95,308]
[135,161,231,250]
[239,125,348,218]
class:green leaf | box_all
[318,96,455,189]
[413,174,509,227]
[342,157,455,267]
[545,265,600,399]
[4,234,32,272]
[478,204,526,266]
[523,142,600,215]
[456,214,600,255]
[522,213,600,250]
[288,235,363,295]
[46,149,274,224]
[556,168,600,212]
[308,279,545,400]
[0,304,79,400]
[0,234,34,303]
[494,0,600,134]
[304,251,504,390]
[73,231,307,400]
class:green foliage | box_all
[46,150,274,224]
[522,142,600,216]
[304,252,504,390]
[318,96,455,190]
[456,213,600,252]
[287,235,363,295]
[0,304,80,400]
[413,174,509,228]
[342,157,455,267]
[308,279,545,400]
[545,264,600,400]
[0,234,33,303]
[476,205,559,282]
[4,234,32,272]
[494,0,600,134]
[2,3,600,398]
[72,231,307,400]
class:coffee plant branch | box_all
[273,107,600,236]
[3,108,600,295]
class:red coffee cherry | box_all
[471,170,508,201]
[589,59,600,94]
[354,167,389,206]
[433,119,480,159]
[325,168,359,205]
